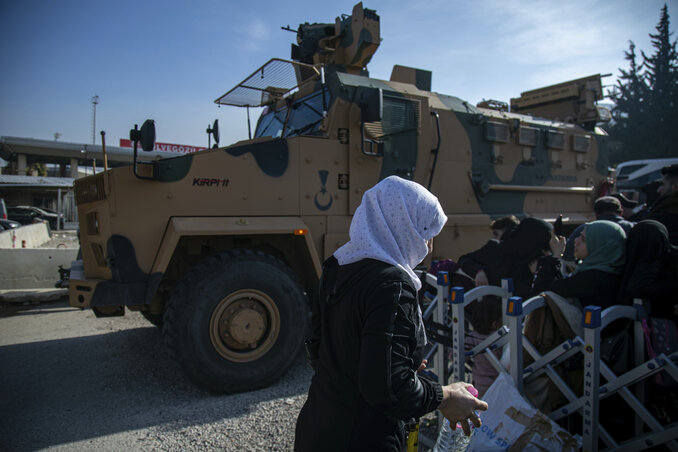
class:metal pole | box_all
[247,106,252,139]
[91,95,99,144]
[100,131,108,171]
[57,188,62,231]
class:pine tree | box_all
[608,41,649,163]
[641,4,678,158]
[608,4,678,163]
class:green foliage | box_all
[607,4,678,165]
[27,163,47,177]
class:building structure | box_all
[0,136,202,223]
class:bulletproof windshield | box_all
[255,89,329,139]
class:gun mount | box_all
[290,2,380,74]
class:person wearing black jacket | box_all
[457,215,518,287]
[562,196,634,262]
[648,164,678,246]
[459,217,553,298]
[295,176,487,452]
[532,220,626,309]
[617,220,678,319]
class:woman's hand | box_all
[549,232,566,258]
[474,270,489,286]
[438,382,488,436]
[417,359,428,373]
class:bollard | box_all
[506,296,524,392]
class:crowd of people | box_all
[455,163,678,435]
[293,164,678,451]
[459,163,677,315]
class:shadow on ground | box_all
[0,307,310,451]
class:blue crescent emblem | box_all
[314,170,333,211]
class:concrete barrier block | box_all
[0,223,51,249]
[0,248,79,289]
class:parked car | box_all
[7,205,64,230]
[615,157,678,204]
[40,207,66,228]
[0,219,21,231]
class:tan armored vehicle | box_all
[69,2,612,392]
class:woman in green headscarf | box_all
[532,220,627,308]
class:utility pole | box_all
[91,95,99,144]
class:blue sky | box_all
[0,0,674,149]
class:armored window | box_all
[484,122,509,143]
[545,130,565,149]
[284,90,330,137]
[518,126,538,146]
[364,95,420,139]
[255,105,288,138]
[254,89,330,139]
[572,134,591,152]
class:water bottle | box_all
[432,386,479,452]
[432,418,455,452]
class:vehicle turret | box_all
[290,2,380,74]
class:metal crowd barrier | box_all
[419,271,513,388]
[419,270,678,452]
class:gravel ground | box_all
[0,300,313,452]
[39,229,79,249]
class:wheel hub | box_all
[210,289,280,362]
[226,302,266,345]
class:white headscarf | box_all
[334,176,447,291]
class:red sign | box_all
[119,139,206,154]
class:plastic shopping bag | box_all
[467,372,579,452]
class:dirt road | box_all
[0,300,312,451]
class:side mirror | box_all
[359,87,383,122]
[129,119,156,181]
[207,119,220,148]
[140,120,156,151]
[130,119,156,152]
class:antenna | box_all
[91,95,99,144]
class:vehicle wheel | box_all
[162,249,308,393]
[141,311,163,327]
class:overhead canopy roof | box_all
[0,136,183,167]
[0,174,74,188]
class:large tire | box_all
[162,249,308,393]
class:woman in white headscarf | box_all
[295,176,487,452]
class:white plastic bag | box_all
[467,372,579,452]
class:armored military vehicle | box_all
[69,2,612,392]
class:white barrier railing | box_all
[419,270,678,452]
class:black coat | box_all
[458,218,553,298]
[532,256,622,309]
[649,191,678,246]
[617,220,678,318]
[295,257,442,452]
[458,239,502,286]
